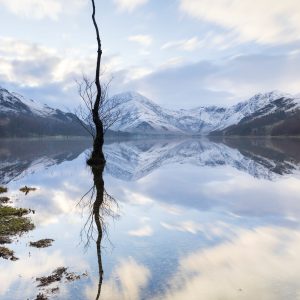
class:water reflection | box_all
[84,162,105,300]
[80,160,118,300]
[105,138,300,181]
[1,137,300,299]
[2,137,300,186]
[0,138,91,184]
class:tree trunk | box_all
[88,0,105,165]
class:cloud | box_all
[161,32,240,52]
[153,226,300,300]
[161,220,237,241]
[0,37,90,86]
[121,51,300,108]
[0,251,65,296]
[161,221,201,234]
[0,37,122,108]
[114,0,148,12]
[179,0,300,44]
[85,258,151,300]
[123,190,153,205]
[162,37,201,52]
[0,0,86,20]
[128,225,153,237]
[128,34,153,47]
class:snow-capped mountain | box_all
[0,87,88,137]
[213,92,300,136]
[1,87,63,117]
[109,91,300,135]
[1,86,300,137]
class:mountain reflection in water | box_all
[1,137,300,185]
[0,137,300,299]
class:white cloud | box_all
[114,0,148,12]
[0,37,124,109]
[161,221,231,238]
[123,190,153,205]
[162,37,201,52]
[0,251,65,296]
[128,34,153,47]
[161,221,202,234]
[0,0,86,20]
[85,258,151,300]
[179,0,300,44]
[161,32,239,53]
[128,225,153,237]
[153,227,300,300]
[0,37,122,87]
[124,52,300,108]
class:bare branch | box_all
[74,75,121,136]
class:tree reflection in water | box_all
[78,161,118,300]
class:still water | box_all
[1,137,300,299]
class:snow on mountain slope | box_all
[1,88,54,117]
[213,91,294,131]
[109,90,300,135]
[11,92,57,117]
[0,86,87,137]
[1,85,299,136]
[0,87,77,121]
[109,92,184,134]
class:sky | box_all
[0,0,300,110]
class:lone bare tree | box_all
[88,0,105,166]
[76,0,120,166]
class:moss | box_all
[0,216,34,236]
[0,187,7,194]
[0,206,34,236]
[0,206,29,217]
[0,203,35,261]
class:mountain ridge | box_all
[109,90,300,136]
[0,87,89,137]
[1,86,300,137]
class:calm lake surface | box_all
[1,137,300,299]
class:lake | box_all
[1,137,300,299]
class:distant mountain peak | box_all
[250,90,292,101]
[108,89,300,136]
[112,91,153,103]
